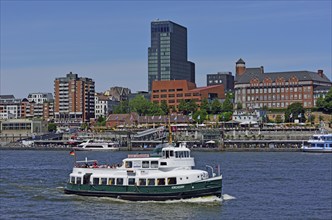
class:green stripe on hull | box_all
[64,178,222,201]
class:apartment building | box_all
[0,95,22,119]
[54,72,95,127]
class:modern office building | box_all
[234,59,332,109]
[151,80,225,110]
[54,72,95,127]
[207,72,234,92]
[148,20,195,92]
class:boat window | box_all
[151,161,158,168]
[101,178,107,185]
[168,177,177,185]
[86,145,103,148]
[317,144,324,148]
[139,179,146,186]
[148,179,155,186]
[76,177,81,184]
[93,178,99,185]
[175,152,179,158]
[142,161,149,168]
[109,178,115,185]
[166,151,170,158]
[70,177,75,183]
[157,178,165,185]
[125,161,132,168]
[117,178,123,185]
[162,151,165,157]
[170,150,174,157]
[160,162,167,166]
[128,178,135,185]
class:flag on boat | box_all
[69,150,75,156]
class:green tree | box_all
[211,99,222,114]
[317,87,332,114]
[149,102,164,115]
[178,100,197,115]
[96,116,106,126]
[200,98,210,113]
[160,100,169,115]
[219,112,232,121]
[48,123,57,132]
[178,100,187,114]
[129,95,151,115]
[186,100,198,114]
[222,94,233,112]
[193,110,208,124]
[236,102,243,110]
[114,100,129,114]
[285,102,305,123]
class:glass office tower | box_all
[148,20,195,92]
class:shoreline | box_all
[0,145,301,152]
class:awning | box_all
[206,140,215,144]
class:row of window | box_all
[153,93,200,99]
[2,123,31,130]
[245,94,311,101]
[245,101,312,108]
[153,89,183,92]
[240,86,312,94]
[71,176,178,186]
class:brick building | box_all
[234,59,332,109]
[151,80,225,110]
[54,72,95,127]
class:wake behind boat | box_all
[72,139,119,151]
[301,133,332,153]
[64,142,222,201]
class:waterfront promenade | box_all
[1,126,327,152]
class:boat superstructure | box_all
[302,133,332,153]
[64,142,222,201]
[73,139,119,151]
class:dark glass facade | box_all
[148,20,195,92]
[207,72,234,92]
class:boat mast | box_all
[168,115,172,144]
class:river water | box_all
[0,150,331,220]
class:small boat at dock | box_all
[301,133,332,153]
[72,139,119,151]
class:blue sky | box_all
[1,1,331,98]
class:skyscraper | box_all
[148,20,195,92]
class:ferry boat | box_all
[72,139,119,151]
[64,142,222,201]
[301,133,332,153]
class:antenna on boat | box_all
[168,115,172,144]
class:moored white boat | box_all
[301,133,332,153]
[72,139,119,151]
[64,142,222,201]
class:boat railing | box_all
[206,164,221,178]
